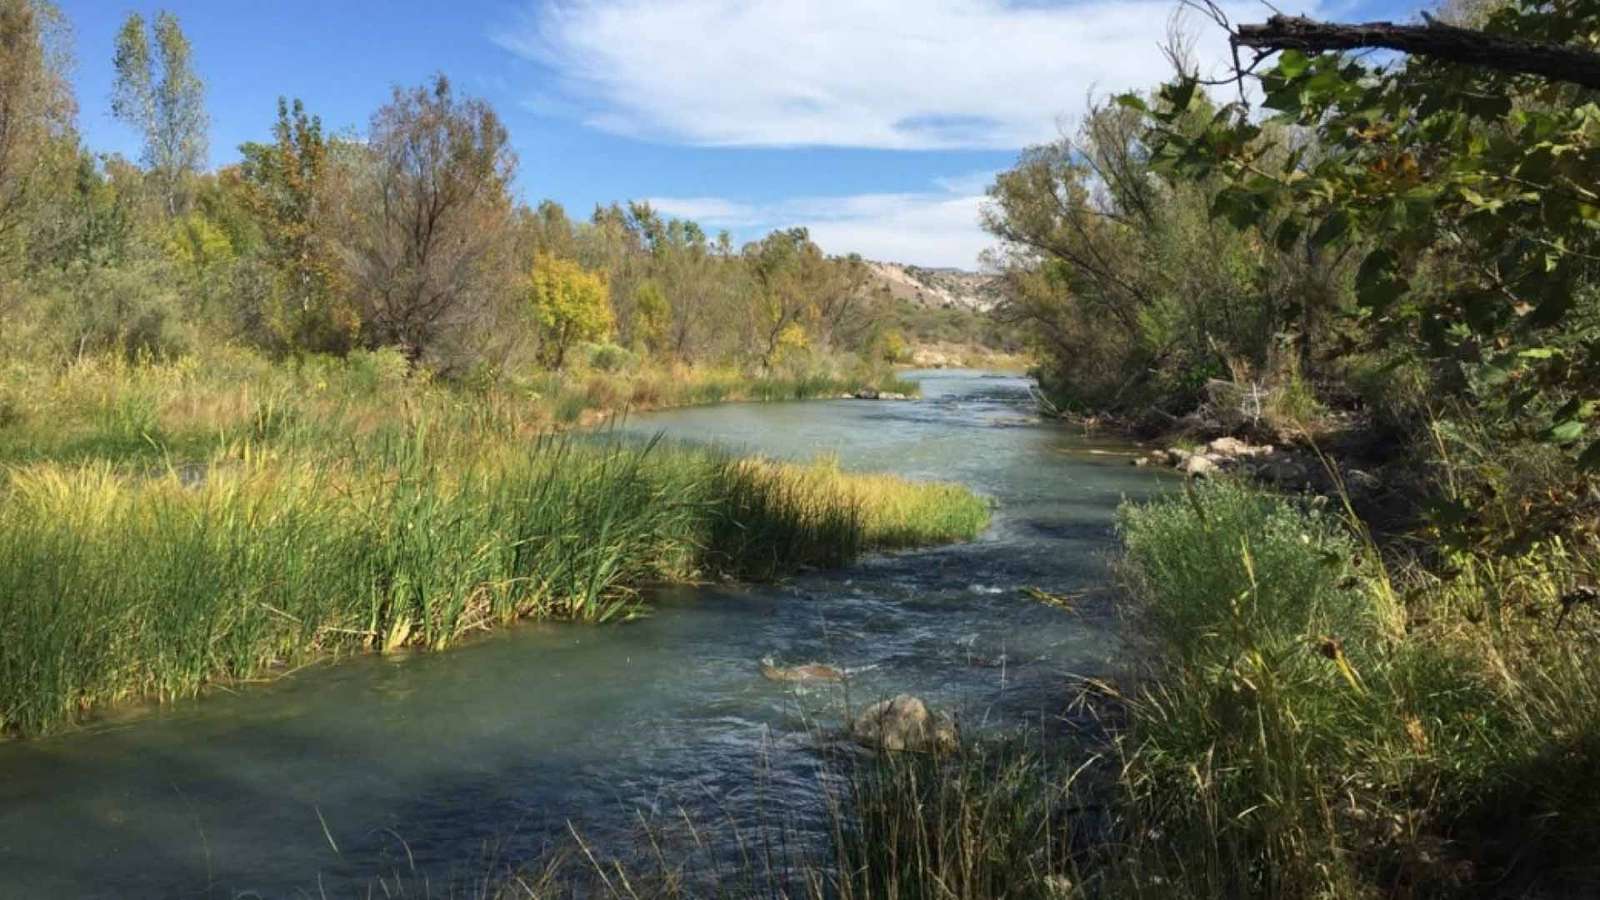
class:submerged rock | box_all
[850,694,958,754]
[760,657,845,683]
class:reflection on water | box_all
[0,370,1158,898]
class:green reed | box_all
[0,427,986,737]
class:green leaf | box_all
[1310,210,1351,249]
[1164,78,1198,115]
[1355,247,1406,310]
[1277,50,1311,79]
[1116,93,1148,112]
[1274,217,1304,252]
[1211,187,1267,229]
[1546,420,1586,444]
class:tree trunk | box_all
[1234,14,1600,90]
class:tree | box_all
[342,75,515,364]
[239,98,354,355]
[745,228,828,369]
[814,252,871,350]
[0,0,72,268]
[527,253,612,369]
[111,10,207,217]
[631,278,669,354]
[163,208,231,311]
[982,99,1307,414]
[1141,0,1600,542]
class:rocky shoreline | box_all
[1134,435,1383,502]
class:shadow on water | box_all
[0,369,1162,897]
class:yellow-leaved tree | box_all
[527,252,613,369]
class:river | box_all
[0,369,1156,898]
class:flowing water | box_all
[0,370,1158,898]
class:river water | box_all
[0,370,1156,898]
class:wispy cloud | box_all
[650,172,999,268]
[496,0,1317,150]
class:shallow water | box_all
[0,370,1158,898]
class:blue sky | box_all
[61,0,1417,268]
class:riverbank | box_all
[0,345,924,466]
[792,478,1600,899]
[0,350,989,738]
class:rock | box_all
[1206,436,1277,459]
[1181,454,1218,477]
[761,657,844,683]
[1257,454,1308,486]
[1131,456,1149,467]
[854,389,880,400]
[880,392,909,401]
[1345,468,1382,495]
[850,694,958,754]
[1207,436,1252,457]
[1165,447,1192,467]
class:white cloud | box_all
[497,0,1318,150]
[650,172,998,268]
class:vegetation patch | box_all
[0,425,987,738]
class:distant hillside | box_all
[864,261,1001,312]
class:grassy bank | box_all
[1096,481,1600,897]
[0,349,985,738]
[807,480,1600,899]
[0,345,919,466]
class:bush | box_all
[583,341,636,373]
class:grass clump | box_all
[1094,480,1600,898]
[823,743,1082,900]
[0,428,986,738]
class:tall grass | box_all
[1084,480,1600,898]
[0,426,987,738]
[0,346,919,467]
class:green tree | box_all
[163,209,231,310]
[0,0,72,270]
[111,10,207,217]
[528,252,613,369]
[1138,0,1600,541]
[745,228,827,369]
[239,98,355,355]
[631,278,669,354]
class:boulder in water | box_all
[850,694,958,754]
[760,657,845,682]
